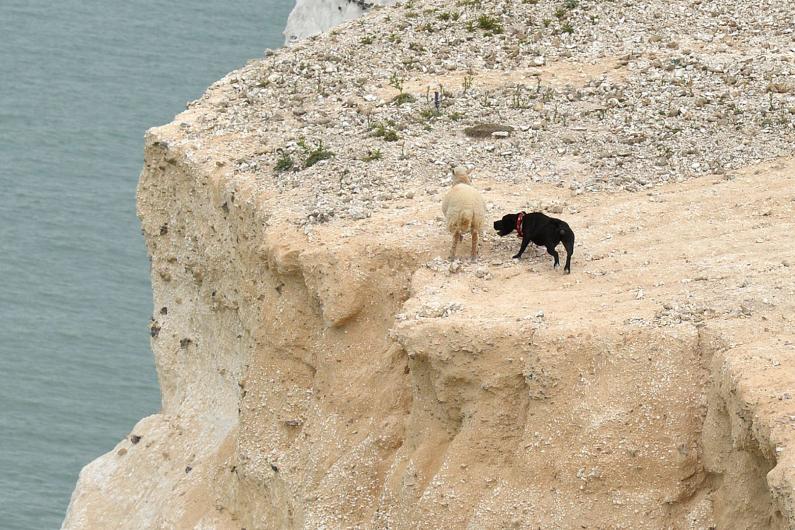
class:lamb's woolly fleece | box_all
[442,170,486,235]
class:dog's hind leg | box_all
[470,231,478,260]
[546,245,560,269]
[562,232,574,273]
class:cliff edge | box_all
[64,0,795,527]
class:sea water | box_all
[0,2,293,527]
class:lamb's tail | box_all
[450,208,474,233]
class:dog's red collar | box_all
[516,211,526,238]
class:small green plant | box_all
[448,111,464,121]
[389,72,405,93]
[393,92,416,105]
[389,72,414,105]
[360,35,374,45]
[371,122,400,142]
[383,129,399,142]
[554,6,567,18]
[462,74,474,94]
[543,18,552,27]
[419,108,442,120]
[561,21,574,34]
[387,33,401,43]
[512,85,531,108]
[564,0,579,9]
[316,79,329,97]
[477,15,503,33]
[437,11,461,22]
[274,149,294,172]
[363,148,382,161]
[297,138,334,168]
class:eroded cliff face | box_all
[63,0,795,527]
[62,131,795,528]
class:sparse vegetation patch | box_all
[298,138,334,168]
[274,149,294,172]
[372,122,400,142]
[476,15,504,33]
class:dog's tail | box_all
[561,225,575,273]
[560,226,574,254]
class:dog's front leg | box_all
[513,235,532,259]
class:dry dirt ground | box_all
[270,155,795,529]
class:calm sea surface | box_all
[0,2,292,527]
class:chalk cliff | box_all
[63,0,795,527]
[283,0,396,44]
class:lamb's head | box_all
[451,165,472,185]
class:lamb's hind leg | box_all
[470,230,479,261]
[450,232,461,259]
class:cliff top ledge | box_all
[165,0,792,228]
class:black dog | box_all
[493,211,575,273]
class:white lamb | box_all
[441,166,487,260]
